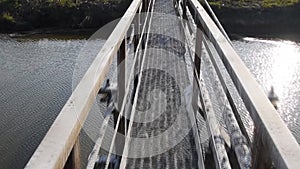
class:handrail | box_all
[24,0,300,168]
[185,0,300,168]
[25,0,142,168]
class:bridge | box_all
[25,0,300,168]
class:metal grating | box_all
[125,0,199,168]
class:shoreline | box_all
[210,3,300,42]
[6,28,97,40]
[1,1,300,42]
[4,29,300,44]
[0,1,130,34]
[4,27,300,43]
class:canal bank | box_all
[209,2,300,41]
[0,0,130,34]
[1,0,300,41]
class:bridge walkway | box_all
[122,0,201,168]
[24,0,300,167]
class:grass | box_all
[207,0,300,8]
[262,0,299,7]
[2,12,15,22]
[47,0,76,7]
[209,1,223,7]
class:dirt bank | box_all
[0,1,130,34]
[210,3,300,40]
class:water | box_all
[0,37,105,169]
[0,36,299,168]
[234,38,300,143]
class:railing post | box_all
[142,0,148,12]
[182,0,187,19]
[115,38,127,156]
[192,26,203,114]
[134,5,141,52]
[251,127,272,169]
[64,138,81,169]
[134,5,142,78]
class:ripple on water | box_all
[0,37,300,169]
[0,38,105,169]
[233,38,300,143]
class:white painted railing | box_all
[24,0,147,168]
[180,0,300,168]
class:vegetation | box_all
[0,0,131,33]
[262,0,299,7]
[2,12,15,22]
[0,0,125,8]
[207,0,300,8]
[1,0,299,33]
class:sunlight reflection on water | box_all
[234,38,300,140]
[0,36,299,169]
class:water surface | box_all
[0,37,104,169]
[234,38,300,142]
[0,36,299,168]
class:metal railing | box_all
[25,0,300,168]
[178,0,300,168]
[24,0,150,168]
